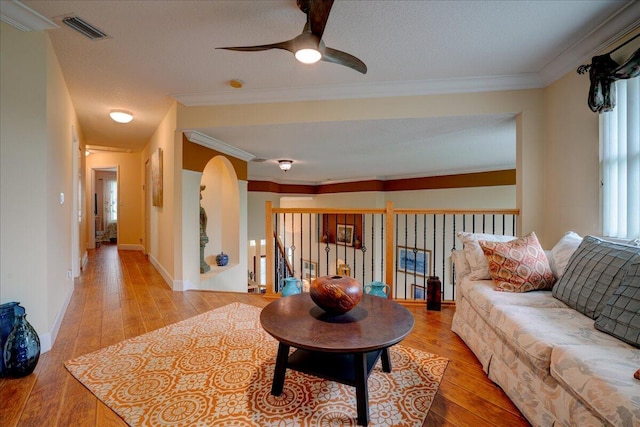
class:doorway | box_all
[92,167,118,247]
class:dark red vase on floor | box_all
[427,276,442,311]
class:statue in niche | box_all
[199,185,210,273]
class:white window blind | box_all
[601,77,640,239]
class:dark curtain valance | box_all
[577,34,640,113]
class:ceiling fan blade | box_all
[217,40,294,53]
[322,47,367,74]
[308,0,334,39]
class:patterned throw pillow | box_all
[479,232,556,293]
[595,255,640,348]
[552,236,640,319]
[457,232,517,280]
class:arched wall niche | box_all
[201,155,239,269]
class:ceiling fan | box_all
[216,0,367,74]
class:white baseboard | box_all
[173,280,196,292]
[40,282,74,353]
[148,253,173,289]
[81,251,88,270]
[118,244,144,251]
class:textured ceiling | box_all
[16,0,640,183]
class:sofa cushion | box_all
[479,232,555,292]
[451,249,471,286]
[550,345,640,426]
[457,231,516,280]
[461,278,567,319]
[552,236,640,319]
[549,231,582,279]
[489,305,630,378]
[595,256,640,347]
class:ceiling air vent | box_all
[61,16,108,41]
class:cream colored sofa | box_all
[451,233,640,427]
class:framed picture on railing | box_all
[336,224,354,246]
[397,246,431,277]
[302,259,318,279]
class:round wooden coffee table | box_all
[260,293,414,426]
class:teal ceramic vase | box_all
[280,277,302,297]
[364,281,391,298]
[3,313,40,377]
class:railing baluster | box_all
[267,206,518,304]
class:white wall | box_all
[181,166,248,293]
[1,23,79,352]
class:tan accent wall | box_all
[248,170,515,194]
[182,136,248,180]
[86,151,143,248]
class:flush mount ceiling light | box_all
[109,110,133,124]
[278,160,293,172]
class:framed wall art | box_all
[336,224,354,246]
[301,259,318,280]
[397,246,431,277]
[151,148,163,207]
[321,214,362,247]
[412,283,426,300]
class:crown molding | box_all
[538,1,640,86]
[183,130,254,161]
[0,0,58,32]
[174,73,543,107]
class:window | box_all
[104,178,118,223]
[601,77,639,239]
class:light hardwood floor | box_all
[0,244,530,426]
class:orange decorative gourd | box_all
[310,275,363,315]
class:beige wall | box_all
[543,71,600,244]
[1,23,81,352]
[141,102,179,284]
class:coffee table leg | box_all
[355,352,369,426]
[271,342,290,396]
[381,347,392,373]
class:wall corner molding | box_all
[184,130,254,162]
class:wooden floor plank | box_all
[0,244,530,426]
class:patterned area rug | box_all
[65,303,448,426]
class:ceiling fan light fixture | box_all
[295,48,321,64]
[109,110,133,124]
[278,160,293,172]
[294,32,321,64]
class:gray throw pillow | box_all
[595,256,640,347]
[552,236,640,319]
